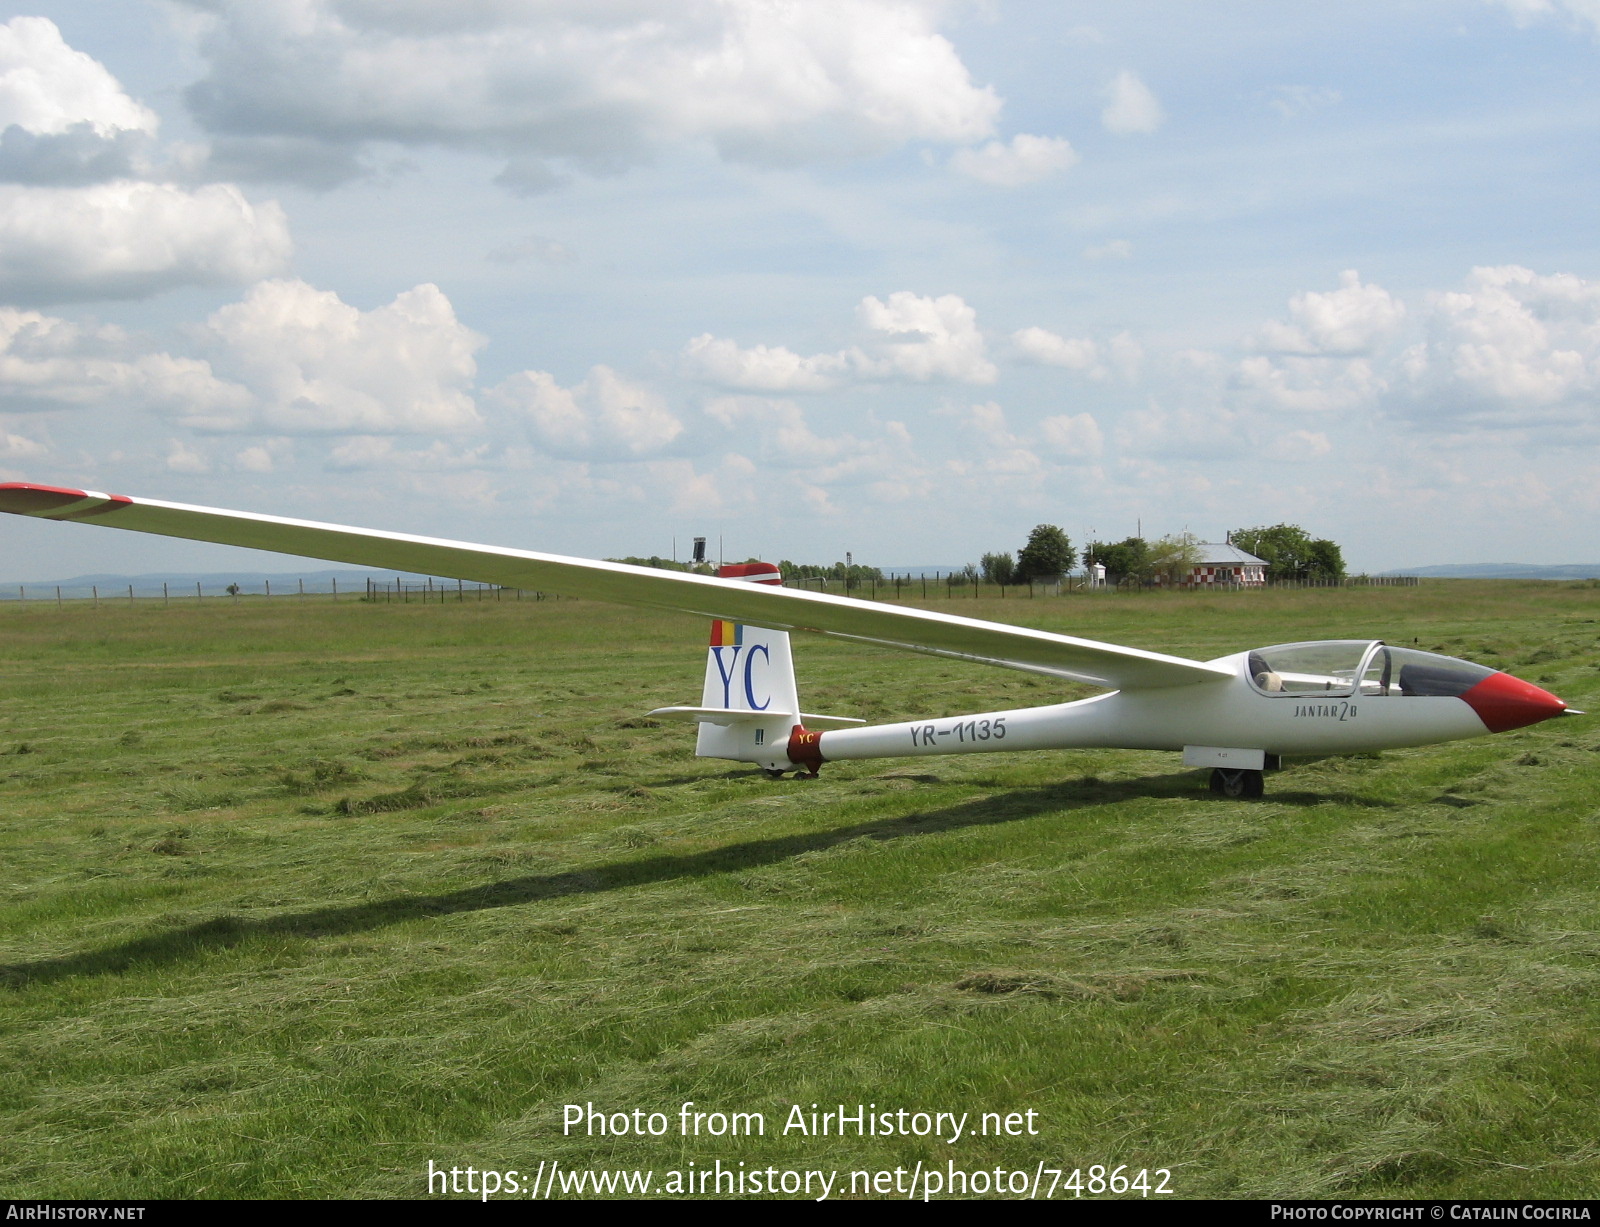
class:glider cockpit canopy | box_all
[1247,640,1496,698]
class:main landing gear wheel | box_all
[1209,768,1264,800]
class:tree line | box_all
[608,556,888,585]
[611,522,1344,589]
[980,522,1345,586]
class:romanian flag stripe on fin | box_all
[709,619,743,647]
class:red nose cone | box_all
[1460,671,1569,733]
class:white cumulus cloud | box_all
[189,279,485,433]
[492,365,683,460]
[855,291,996,383]
[686,290,996,389]
[0,181,291,303]
[1235,271,1405,413]
[1101,70,1164,135]
[1396,265,1600,424]
[1255,269,1406,356]
[0,18,293,303]
[1233,265,1600,427]
[1234,353,1387,413]
[0,17,157,138]
[683,333,857,392]
[0,305,246,415]
[1012,326,1099,371]
[1013,327,1140,381]
[950,134,1077,186]
[176,0,1002,185]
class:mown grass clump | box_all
[0,582,1596,1199]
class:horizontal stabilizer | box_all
[650,706,788,726]
[649,706,865,729]
[799,712,868,729]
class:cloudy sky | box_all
[1,0,1598,579]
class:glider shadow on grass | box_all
[2,771,1388,988]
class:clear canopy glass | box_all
[1246,641,1371,695]
[1247,641,1498,697]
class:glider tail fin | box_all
[695,564,801,765]
[645,562,863,770]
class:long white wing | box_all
[0,483,1231,690]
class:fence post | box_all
[93,585,98,608]
[128,584,134,606]
[265,580,271,597]
[196,582,202,603]
[56,585,61,607]
[332,577,338,602]
[163,582,169,606]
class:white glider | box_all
[0,483,1577,799]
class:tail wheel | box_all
[1210,768,1264,800]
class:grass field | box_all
[2,581,1598,1200]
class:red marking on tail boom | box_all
[787,725,825,774]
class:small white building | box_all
[1175,542,1268,588]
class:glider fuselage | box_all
[815,657,1486,764]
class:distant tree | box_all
[1229,524,1345,582]
[778,560,884,588]
[1014,524,1075,583]
[225,583,240,597]
[1147,533,1203,586]
[1084,537,1148,585]
[1305,538,1346,582]
[981,551,1016,585]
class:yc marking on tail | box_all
[711,644,772,710]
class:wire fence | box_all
[1,572,1421,607]
[1,577,555,606]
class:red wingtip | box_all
[718,562,783,586]
[1460,671,1570,733]
[0,483,89,514]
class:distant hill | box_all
[1378,563,1600,580]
